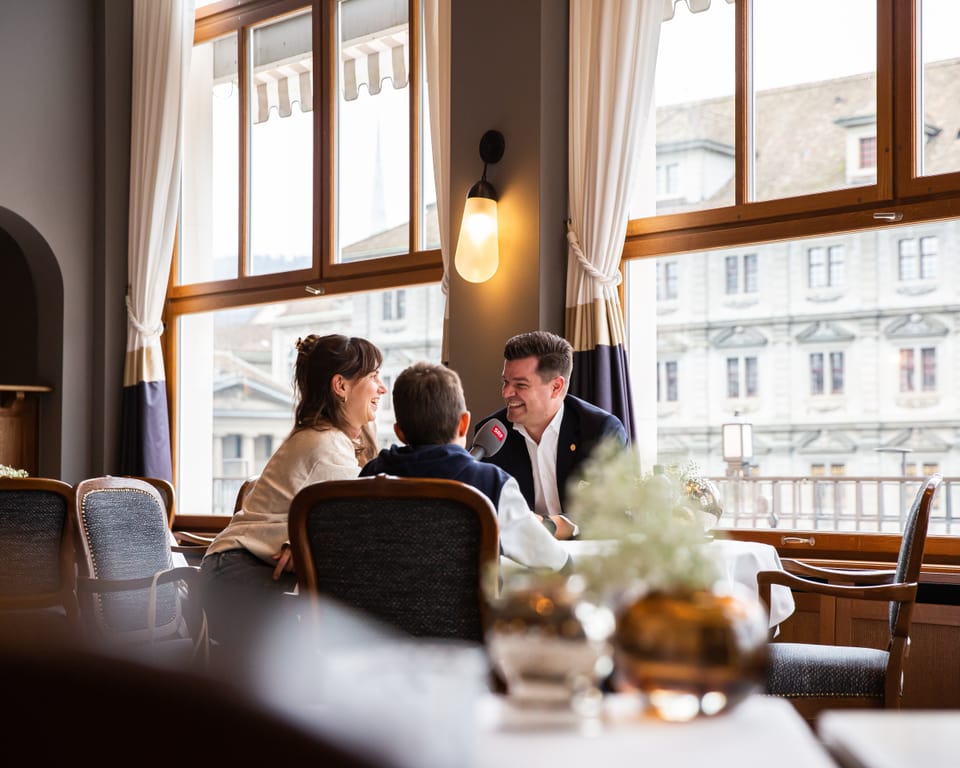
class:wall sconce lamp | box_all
[722,411,754,477]
[454,129,505,283]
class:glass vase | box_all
[612,584,768,722]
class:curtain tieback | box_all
[566,221,622,287]
[126,294,164,339]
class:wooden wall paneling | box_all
[901,603,960,709]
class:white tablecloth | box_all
[818,709,960,768]
[508,538,796,630]
[475,694,835,768]
[707,538,795,628]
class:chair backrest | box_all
[74,476,184,642]
[0,477,79,631]
[131,476,176,527]
[890,474,941,637]
[289,474,500,643]
[235,474,259,513]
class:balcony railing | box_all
[211,474,960,536]
[709,475,958,535]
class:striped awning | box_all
[250,27,408,124]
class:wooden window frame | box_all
[164,0,441,490]
[622,0,960,564]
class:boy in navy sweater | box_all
[361,362,570,571]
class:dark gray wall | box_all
[93,0,133,474]
[0,0,128,482]
[447,0,568,424]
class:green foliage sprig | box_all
[565,438,718,599]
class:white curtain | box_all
[121,0,194,477]
[422,0,452,358]
[564,0,664,438]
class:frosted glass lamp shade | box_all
[454,196,499,283]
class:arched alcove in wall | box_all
[0,206,63,477]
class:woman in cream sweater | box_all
[200,333,385,653]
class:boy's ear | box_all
[457,411,471,438]
[393,423,409,444]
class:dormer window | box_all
[656,162,680,198]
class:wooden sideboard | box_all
[0,384,51,476]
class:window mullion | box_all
[238,26,250,278]
[408,0,421,255]
[317,0,336,280]
[735,0,749,206]
[877,0,896,200]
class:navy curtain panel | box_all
[119,380,172,480]
[570,343,635,443]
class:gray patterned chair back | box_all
[0,477,79,625]
[289,475,500,643]
[74,476,182,641]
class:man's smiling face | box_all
[500,356,564,437]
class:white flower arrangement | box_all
[565,438,720,599]
[0,463,28,478]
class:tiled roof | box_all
[656,58,960,212]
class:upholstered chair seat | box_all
[767,642,888,701]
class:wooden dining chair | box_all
[73,476,209,669]
[757,474,942,724]
[131,475,176,527]
[289,474,500,643]
[0,476,80,639]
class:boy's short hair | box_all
[503,331,574,382]
[393,362,466,445]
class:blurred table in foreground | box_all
[818,709,958,768]
[476,694,835,767]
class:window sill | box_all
[806,288,844,303]
[896,392,939,408]
[896,281,936,297]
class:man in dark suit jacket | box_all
[475,331,628,539]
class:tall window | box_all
[810,352,844,395]
[899,347,937,392]
[383,289,406,320]
[725,253,758,294]
[808,245,845,288]
[726,356,758,399]
[898,236,937,280]
[657,261,678,300]
[658,360,678,402]
[171,0,441,515]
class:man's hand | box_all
[549,514,579,540]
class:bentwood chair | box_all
[757,474,942,723]
[289,474,500,643]
[73,476,209,669]
[0,477,80,640]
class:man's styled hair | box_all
[392,362,466,445]
[503,331,574,382]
